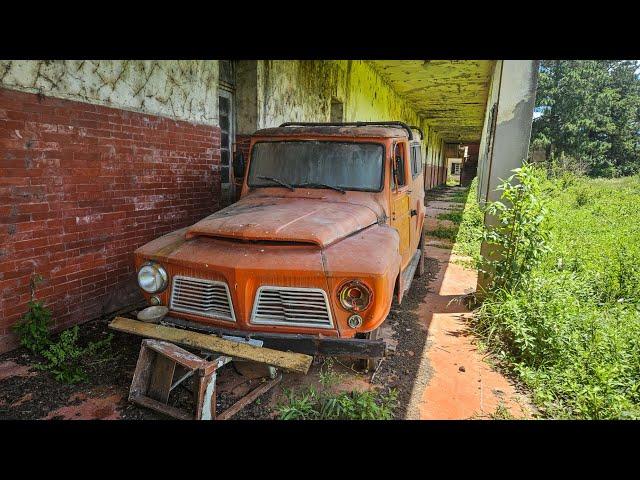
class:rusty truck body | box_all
[133,122,426,357]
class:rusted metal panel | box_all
[163,316,388,358]
[185,197,379,247]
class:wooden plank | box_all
[148,354,176,403]
[194,373,217,420]
[129,343,155,398]
[130,394,192,420]
[217,373,282,420]
[144,339,205,370]
[109,317,313,374]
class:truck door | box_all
[389,141,412,270]
[409,142,425,251]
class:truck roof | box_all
[252,122,421,141]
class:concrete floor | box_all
[414,187,532,419]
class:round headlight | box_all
[137,263,168,294]
[338,280,372,312]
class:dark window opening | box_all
[392,143,407,189]
[411,144,423,177]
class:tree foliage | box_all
[531,60,640,177]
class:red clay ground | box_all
[0,186,533,420]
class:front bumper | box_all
[162,315,387,358]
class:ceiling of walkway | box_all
[369,60,496,143]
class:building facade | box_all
[0,60,537,352]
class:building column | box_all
[477,60,540,292]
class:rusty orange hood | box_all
[185,196,380,247]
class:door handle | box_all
[410,209,418,217]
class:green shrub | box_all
[470,169,640,419]
[12,280,113,384]
[481,163,550,292]
[13,299,52,354]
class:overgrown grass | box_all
[451,177,484,266]
[425,226,458,240]
[277,359,398,420]
[437,211,464,224]
[465,170,640,419]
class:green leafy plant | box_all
[278,386,398,420]
[12,274,113,384]
[481,162,550,292]
[36,326,87,383]
[36,327,113,384]
[13,274,51,353]
[277,359,397,420]
[452,177,484,267]
[13,299,52,354]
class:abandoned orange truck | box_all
[133,122,426,358]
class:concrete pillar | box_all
[481,60,539,204]
[477,60,540,292]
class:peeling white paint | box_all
[0,60,219,126]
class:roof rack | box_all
[278,121,414,141]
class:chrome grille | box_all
[170,276,235,322]
[250,286,333,328]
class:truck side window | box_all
[410,144,423,177]
[393,143,407,189]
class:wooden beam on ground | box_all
[109,317,312,374]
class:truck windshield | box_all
[248,141,384,192]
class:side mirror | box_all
[233,150,245,179]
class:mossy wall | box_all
[257,60,445,170]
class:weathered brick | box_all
[0,87,221,352]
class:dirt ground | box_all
[0,186,533,420]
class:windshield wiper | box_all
[256,175,295,191]
[297,182,346,194]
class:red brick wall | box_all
[0,88,221,352]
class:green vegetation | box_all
[481,164,550,292]
[449,190,468,203]
[437,211,463,224]
[451,177,484,266]
[277,359,398,420]
[461,165,640,419]
[532,60,640,177]
[425,226,457,240]
[13,276,113,384]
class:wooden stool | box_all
[129,339,281,420]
